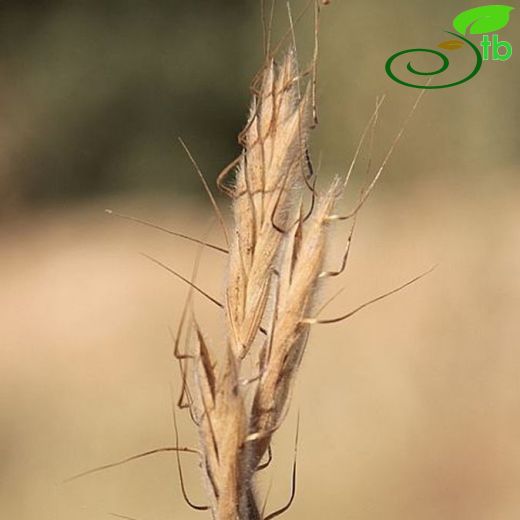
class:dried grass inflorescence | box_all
[179,47,344,520]
[66,5,430,519]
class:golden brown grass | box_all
[167,3,441,513]
[56,11,434,520]
[91,8,431,520]
[170,13,428,517]
[183,46,343,519]
[56,4,435,519]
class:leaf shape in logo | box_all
[438,39,465,50]
[453,5,514,35]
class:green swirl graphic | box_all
[385,31,483,89]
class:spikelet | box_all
[187,48,343,520]
[227,50,312,357]
[69,6,424,517]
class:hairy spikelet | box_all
[250,180,341,463]
[70,8,426,518]
[185,48,343,520]
[227,51,312,356]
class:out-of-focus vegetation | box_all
[0,0,518,213]
[0,1,254,210]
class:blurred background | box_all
[1,1,519,519]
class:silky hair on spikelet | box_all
[181,44,345,520]
[67,6,429,518]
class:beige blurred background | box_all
[1,1,519,519]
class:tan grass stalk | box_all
[182,43,344,519]
[66,7,430,519]
[94,6,427,520]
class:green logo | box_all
[385,5,514,89]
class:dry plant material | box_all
[70,4,430,519]
[171,15,427,520]
[179,40,346,520]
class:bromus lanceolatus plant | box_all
[67,2,432,519]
